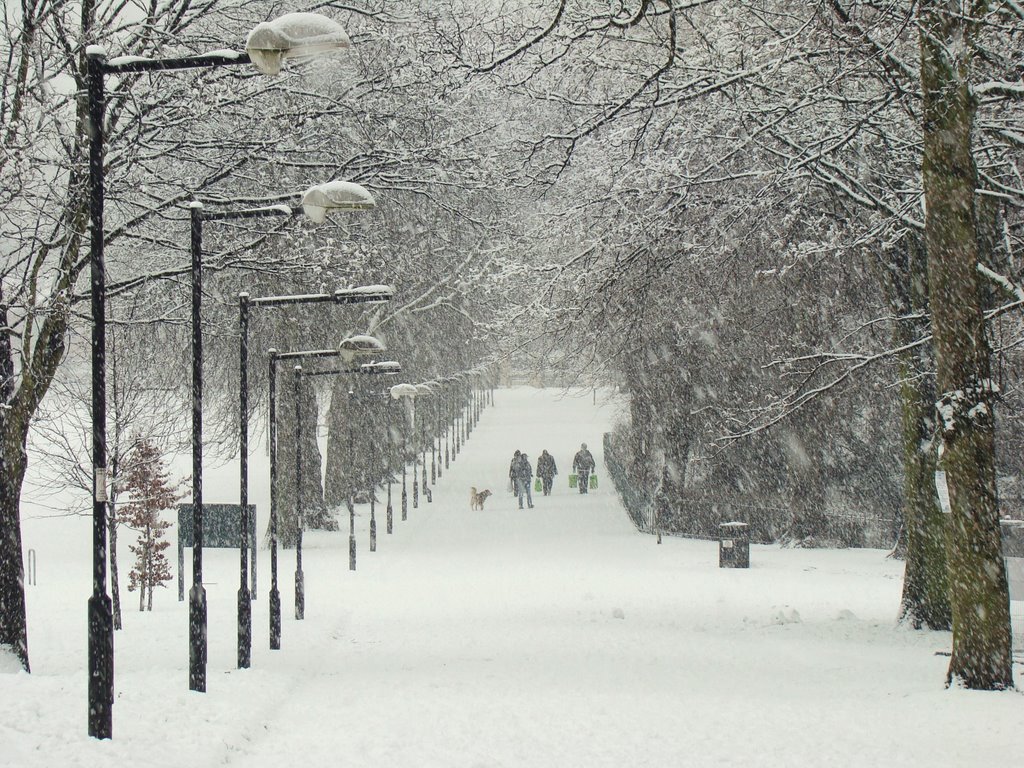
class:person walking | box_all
[537,449,557,496]
[515,451,534,509]
[509,449,521,496]
[572,443,596,494]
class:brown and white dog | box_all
[470,487,493,511]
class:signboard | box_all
[177,504,257,601]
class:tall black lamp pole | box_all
[188,204,208,693]
[294,365,305,620]
[85,49,113,741]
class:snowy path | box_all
[6,387,1022,767]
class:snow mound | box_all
[0,647,25,674]
[769,607,802,625]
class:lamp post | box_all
[191,185,377,681]
[85,12,351,737]
[433,404,439,483]
[293,365,305,620]
[390,383,419,520]
[416,384,433,501]
[386,450,394,534]
[444,386,451,470]
[268,341,394,639]
[402,437,408,521]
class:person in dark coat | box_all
[509,449,521,496]
[572,442,596,494]
[537,449,557,496]
[515,451,534,509]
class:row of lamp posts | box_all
[86,5,494,727]
[85,11,379,739]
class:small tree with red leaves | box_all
[122,438,181,611]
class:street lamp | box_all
[416,384,434,502]
[238,284,390,665]
[268,340,392,642]
[390,383,419,519]
[86,11,351,738]
[293,365,305,620]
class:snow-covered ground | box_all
[4,387,1022,767]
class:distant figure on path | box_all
[537,449,557,496]
[573,443,596,494]
[509,449,521,496]
[514,451,534,509]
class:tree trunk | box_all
[278,374,328,547]
[880,235,951,628]
[138,542,146,613]
[324,376,355,510]
[897,359,950,629]
[0,433,29,670]
[0,298,29,669]
[918,0,1012,689]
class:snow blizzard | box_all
[3,387,1021,767]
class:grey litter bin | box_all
[719,522,750,568]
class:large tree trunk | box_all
[324,377,356,510]
[0,431,29,670]
[0,299,29,668]
[918,0,1012,689]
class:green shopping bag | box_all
[590,473,598,490]
[569,473,578,488]
[534,478,541,492]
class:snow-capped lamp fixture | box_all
[338,334,386,364]
[390,382,418,400]
[245,12,351,76]
[301,181,376,223]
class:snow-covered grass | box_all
[4,387,1021,767]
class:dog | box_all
[470,487,493,511]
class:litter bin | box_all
[719,522,750,568]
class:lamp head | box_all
[246,12,351,76]
[301,181,375,223]
[339,334,385,364]
[390,383,418,400]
